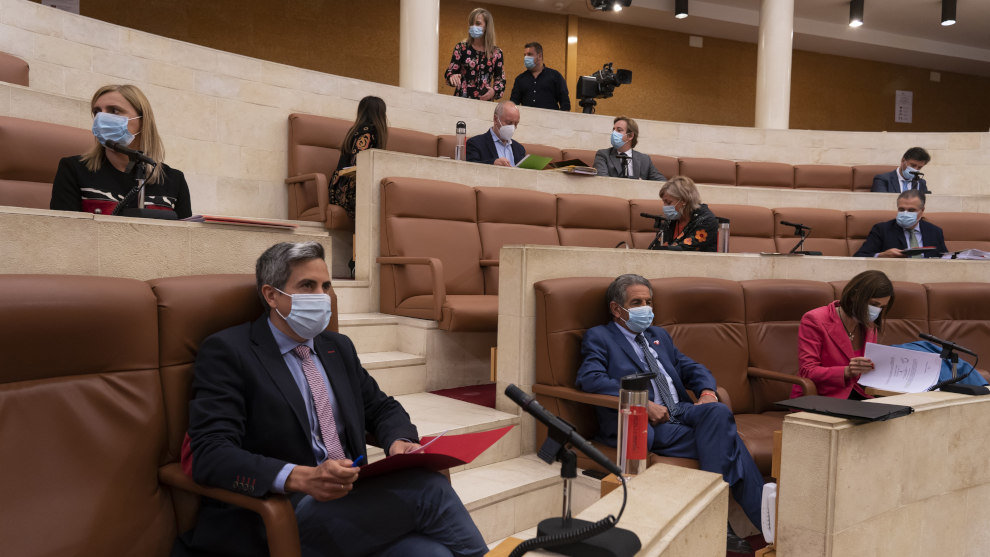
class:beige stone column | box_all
[399,0,440,94]
[755,0,793,129]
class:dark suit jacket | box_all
[177,316,418,557]
[871,170,929,194]
[853,219,947,258]
[593,147,665,181]
[465,130,526,165]
[575,322,716,444]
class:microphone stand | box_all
[786,225,822,256]
[109,146,177,220]
[646,215,667,250]
[926,343,989,396]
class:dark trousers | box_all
[295,468,487,557]
[648,402,763,529]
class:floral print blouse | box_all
[659,204,719,252]
[444,42,505,100]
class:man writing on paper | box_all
[853,190,947,258]
[593,117,665,180]
[576,274,763,554]
[466,100,526,166]
[175,242,486,557]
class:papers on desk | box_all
[942,249,990,260]
[181,215,298,229]
[515,154,553,170]
[859,342,941,392]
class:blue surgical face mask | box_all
[896,210,918,229]
[92,112,140,146]
[275,288,333,340]
[523,55,535,69]
[662,204,681,220]
[901,166,917,181]
[867,304,882,323]
[610,130,626,149]
[469,25,484,39]
[622,305,654,334]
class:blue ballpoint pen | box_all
[351,455,365,467]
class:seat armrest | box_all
[715,386,732,413]
[376,256,447,321]
[159,462,301,557]
[285,173,329,221]
[747,366,818,396]
[531,384,619,409]
[479,259,499,267]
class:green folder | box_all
[515,154,553,170]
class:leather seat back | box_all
[653,278,752,413]
[678,157,736,185]
[387,127,440,157]
[560,148,597,168]
[648,154,678,180]
[0,275,175,557]
[707,204,776,253]
[556,193,633,248]
[476,186,558,294]
[0,51,29,86]
[926,282,990,368]
[628,198,664,249]
[853,165,893,191]
[286,113,353,219]
[923,212,990,253]
[736,161,794,189]
[773,207,849,255]
[845,210,892,255]
[0,115,93,209]
[794,164,853,191]
[520,143,563,162]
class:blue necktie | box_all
[635,334,681,421]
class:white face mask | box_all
[274,288,333,339]
[496,116,515,142]
[867,304,882,323]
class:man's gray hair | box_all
[494,100,517,118]
[606,274,652,308]
[255,241,325,303]
[897,188,926,208]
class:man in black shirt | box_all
[509,42,570,111]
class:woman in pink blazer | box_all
[791,270,895,399]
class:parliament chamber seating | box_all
[378,177,989,329]
[794,164,853,191]
[0,115,94,209]
[0,273,338,557]
[677,157,737,186]
[531,276,990,476]
[0,51,29,86]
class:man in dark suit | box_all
[593,116,666,181]
[854,190,947,258]
[176,242,486,557]
[576,274,762,553]
[871,146,931,194]
[466,101,526,166]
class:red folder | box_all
[358,425,515,480]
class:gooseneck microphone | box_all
[505,384,622,476]
[919,333,978,357]
[640,212,666,221]
[105,139,158,168]
[780,220,811,231]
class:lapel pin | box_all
[653,340,660,345]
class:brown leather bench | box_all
[794,164,853,191]
[0,273,338,557]
[0,115,93,209]
[0,51,29,86]
[531,275,990,476]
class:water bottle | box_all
[617,373,653,477]
[454,121,467,161]
[717,217,731,253]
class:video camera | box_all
[576,62,632,114]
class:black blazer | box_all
[854,219,947,258]
[176,316,418,557]
[465,130,526,165]
[871,170,929,194]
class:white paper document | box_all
[860,343,941,392]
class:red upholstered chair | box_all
[677,157,737,185]
[853,165,894,192]
[707,204,776,253]
[378,177,494,331]
[556,193,633,249]
[793,164,853,191]
[736,161,794,189]
[772,207,849,255]
[0,115,93,209]
[476,186,559,294]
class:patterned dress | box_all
[329,124,378,220]
[658,204,719,252]
[444,42,505,101]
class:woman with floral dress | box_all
[655,176,719,251]
[328,96,389,220]
[444,8,505,101]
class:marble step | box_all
[331,279,373,314]
[338,312,435,355]
[361,351,427,396]
[365,392,521,472]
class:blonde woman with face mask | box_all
[50,84,191,218]
[444,8,505,101]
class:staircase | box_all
[333,279,601,543]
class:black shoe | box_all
[726,522,753,554]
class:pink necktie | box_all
[293,345,347,460]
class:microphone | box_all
[640,212,666,221]
[505,384,622,476]
[780,220,812,231]
[919,333,978,358]
[105,140,158,168]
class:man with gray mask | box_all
[466,100,526,166]
[854,190,947,258]
[176,242,487,557]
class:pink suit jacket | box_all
[790,301,877,399]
